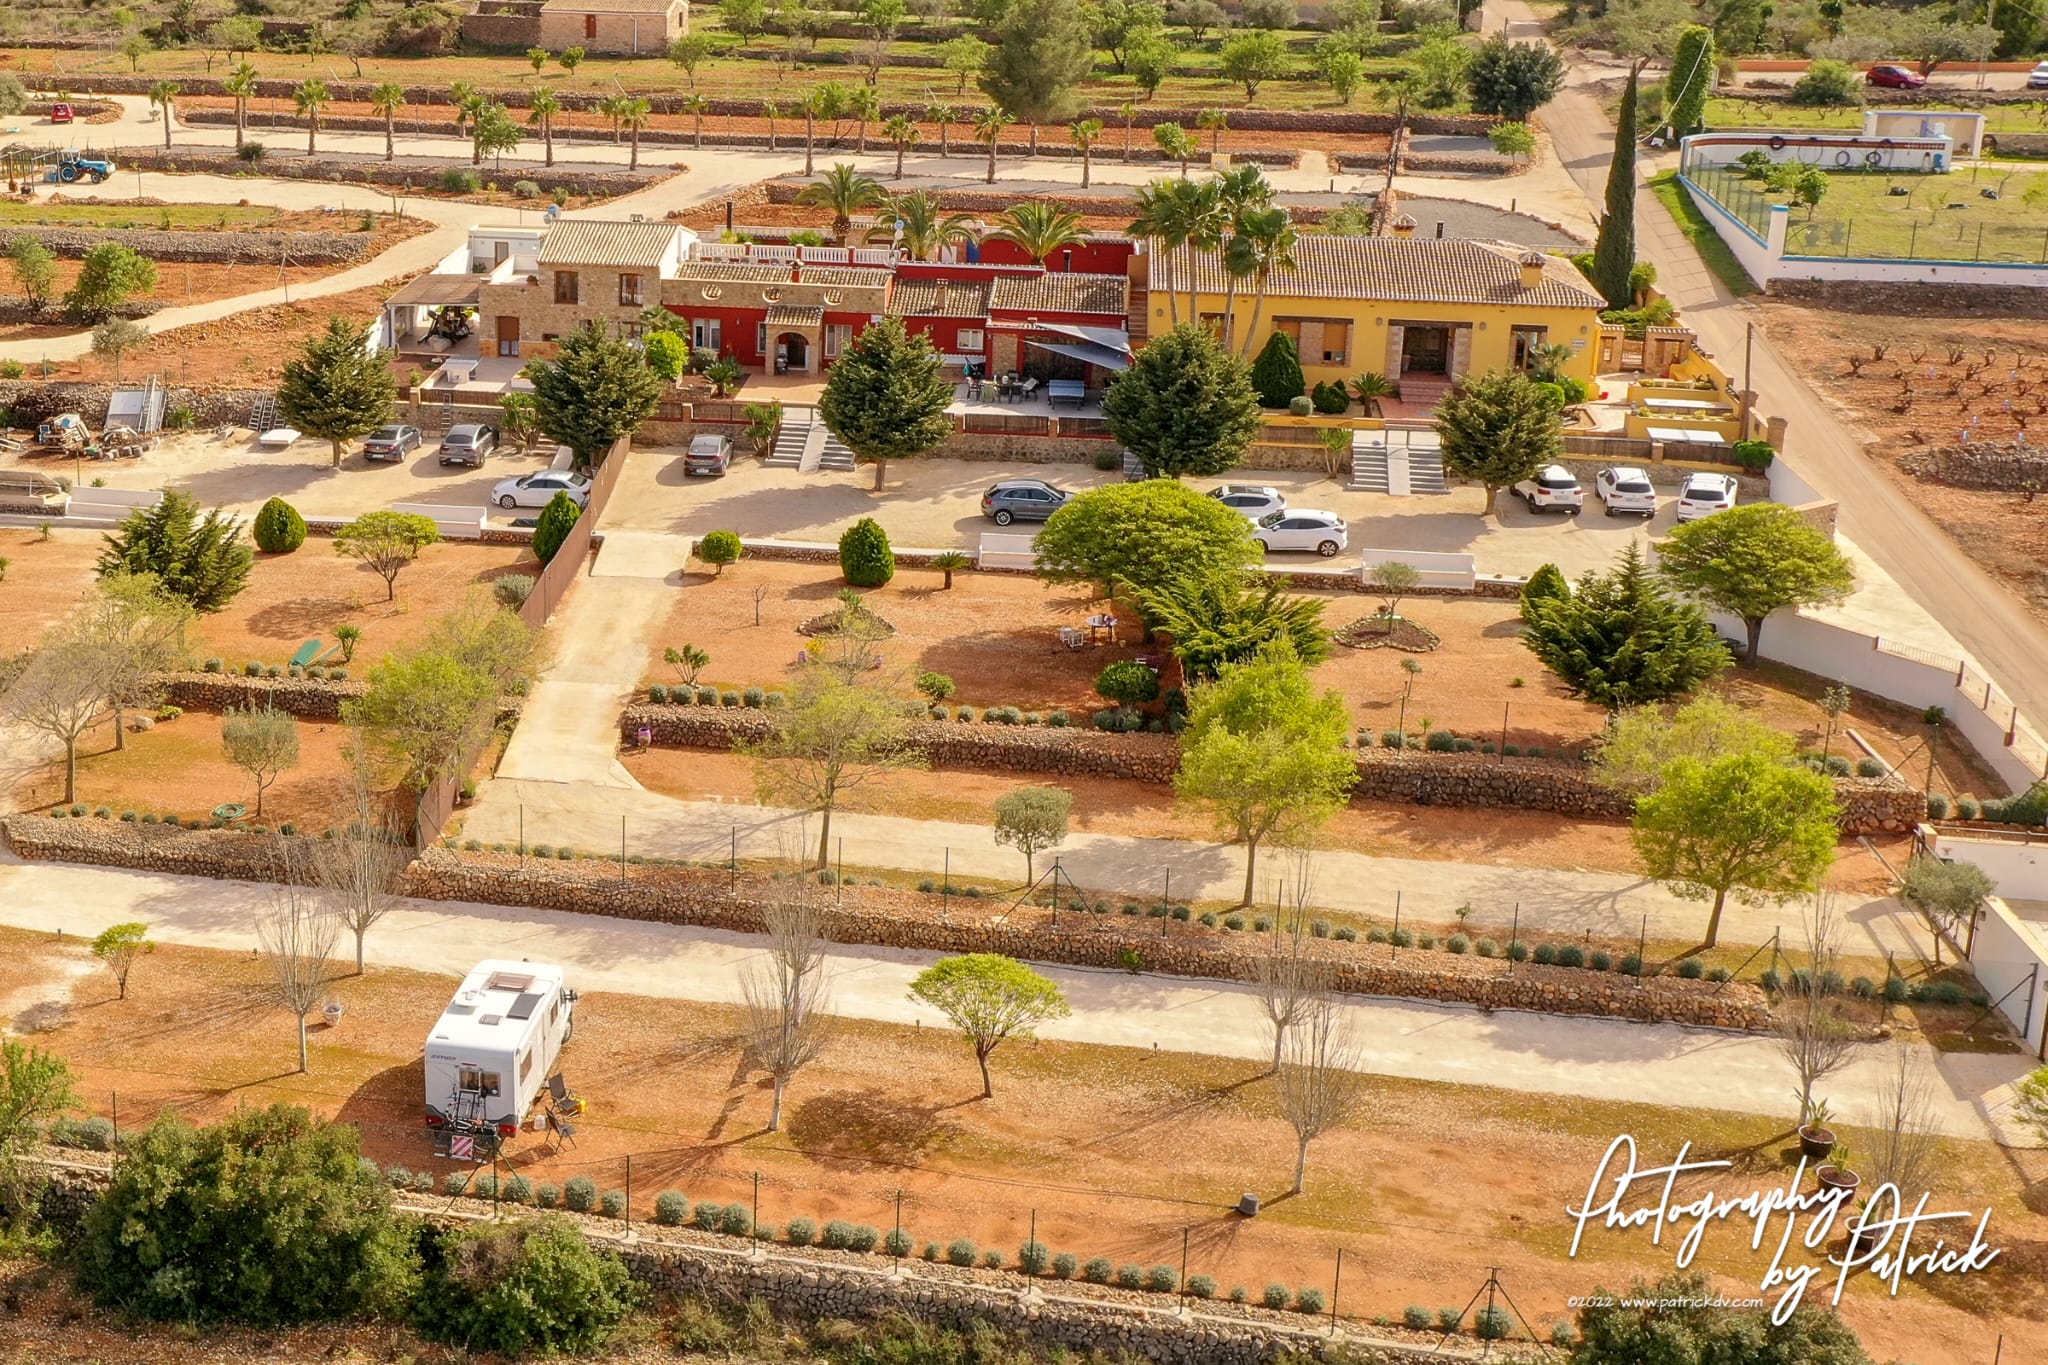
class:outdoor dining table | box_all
[1086,613,1118,642]
[1046,379,1086,408]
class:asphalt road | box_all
[1494,1,2048,746]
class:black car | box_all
[361,424,423,462]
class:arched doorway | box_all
[774,331,811,374]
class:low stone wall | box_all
[1763,278,2048,320]
[0,382,269,429]
[0,223,383,266]
[108,148,661,199]
[1898,442,2045,493]
[3,815,321,876]
[162,672,366,721]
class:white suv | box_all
[1208,484,1286,519]
[1595,466,1659,517]
[1674,471,1737,523]
[1512,464,1583,514]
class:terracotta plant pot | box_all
[1797,1124,1836,1161]
[1817,1165,1861,1198]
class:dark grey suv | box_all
[980,478,1071,526]
[438,424,498,467]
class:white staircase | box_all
[816,428,856,473]
[1348,437,1390,493]
[1348,431,1449,496]
[1407,445,1450,495]
[765,411,811,468]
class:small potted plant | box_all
[1816,1141,1859,1199]
[1796,1101,1836,1162]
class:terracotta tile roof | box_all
[988,272,1129,316]
[537,219,683,268]
[1146,236,1606,310]
[885,278,991,319]
[670,261,794,283]
[764,304,825,327]
[801,266,893,288]
[540,0,678,13]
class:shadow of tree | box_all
[785,1085,963,1171]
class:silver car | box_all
[438,423,497,467]
[1207,483,1287,519]
[980,479,1070,526]
[492,470,591,509]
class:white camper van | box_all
[423,960,576,1141]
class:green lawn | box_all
[1706,95,2048,136]
[0,200,278,229]
[1647,169,1759,296]
[1687,161,2048,263]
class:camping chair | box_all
[546,1109,579,1151]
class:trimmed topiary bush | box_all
[838,516,895,587]
[946,1238,978,1266]
[654,1190,688,1225]
[252,497,307,554]
[1250,330,1306,408]
[532,490,583,565]
[697,529,743,574]
[784,1217,816,1246]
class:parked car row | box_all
[1512,464,1739,522]
[359,423,498,467]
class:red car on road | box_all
[1865,64,1927,90]
[47,101,74,123]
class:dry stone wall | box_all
[0,382,266,428]
[163,672,366,722]
[1898,442,2047,493]
[0,224,384,265]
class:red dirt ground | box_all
[0,525,102,647]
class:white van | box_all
[423,960,576,1141]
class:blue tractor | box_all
[44,150,114,184]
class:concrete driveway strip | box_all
[0,854,2025,1141]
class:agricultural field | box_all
[1686,160,2048,263]
[1704,94,2048,136]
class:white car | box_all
[1595,466,1659,518]
[1674,471,1738,523]
[2030,60,2048,90]
[492,470,592,510]
[1208,483,1286,519]
[1512,464,1584,514]
[1254,509,1348,557]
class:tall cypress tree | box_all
[1591,63,1639,312]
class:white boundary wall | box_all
[1357,547,1475,591]
[1920,833,2048,1055]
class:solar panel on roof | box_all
[508,992,542,1020]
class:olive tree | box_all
[908,954,1071,1098]
[991,786,1072,883]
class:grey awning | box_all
[1033,321,1131,354]
[1025,338,1130,371]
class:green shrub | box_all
[1790,58,1863,107]
[1706,966,1732,983]
[412,1216,636,1356]
[1618,953,1643,976]
[720,1203,752,1236]
[1052,1252,1078,1278]
[1474,937,1497,956]
[472,1172,498,1200]
[1556,945,1585,968]
[75,1105,416,1325]
[982,1249,1004,1269]
[493,574,536,608]
[654,1190,688,1225]
[1389,927,1413,948]
[1437,1306,1464,1331]
[532,491,583,565]
[921,1242,940,1261]
[1883,975,1910,1003]
[1475,1304,1511,1339]
[1018,1240,1050,1274]
[1309,380,1349,414]
[695,1200,724,1230]
[846,1223,879,1252]
[1250,331,1305,408]
[1446,933,1469,954]
[884,1228,913,1256]
[237,140,267,162]
[535,1182,560,1208]
[1676,957,1705,979]
[1403,1304,1432,1330]
[946,1238,978,1266]
[1115,1263,1145,1289]
[1083,1256,1113,1283]
[697,529,743,572]
[1296,1288,1326,1313]
[1855,757,1886,778]
[838,516,895,586]
[1145,1264,1178,1293]
[46,1115,115,1151]
[1591,950,1613,971]
[784,1217,816,1246]
[512,179,542,199]
[1263,1284,1290,1309]
[1731,438,1776,471]
[562,1175,597,1212]
[1551,1319,1576,1347]
[1186,1273,1216,1299]
[1093,446,1123,470]
[439,167,482,193]
[252,497,307,554]
[648,683,670,703]
[1415,932,1436,949]
[1095,659,1161,706]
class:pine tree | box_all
[1592,64,1639,312]
[817,317,955,492]
[1433,369,1564,520]
[525,320,664,468]
[978,0,1095,145]
[1101,323,1261,479]
[96,491,253,613]
[276,315,398,469]
[1521,543,1728,709]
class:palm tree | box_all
[1215,162,1273,219]
[847,86,880,155]
[368,82,405,162]
[1126,180,1183,326]
[868,189,974,260]
[1227,206,1298,361]
[459,91,488,165]
[1153,122,1195,176]
[1119,100,1137,161]
[450,80,477,136]
[1172,177,1227,328]
[1070,118,1104,189]
[800,88,829,175]
[1197,107,1228,156]
[681,93,709,149]
[796,162,888,242]
[882,114,918,179]
[293,79,328,155]
[224,61,257,149]
[926,102,954,157]
[528,87,560,167]
[147,80,178,150]
[1349,371,1394,417]
[620,96,652,170]
[973,106,1010,185]
[597,94,623,143]
[761,99,781,152]
[987,201,1087,267]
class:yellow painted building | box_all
[1139,236,1606,403]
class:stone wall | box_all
[109,148,660,199]
[1763,278,2048,320]
[1898,442,2046,493]
[0,224,384,266]
[0,382,269,428]
[163,672,366,721]
[4,815,324,876]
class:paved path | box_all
[1497,0,2048,752]
[0,852,2028,1141]
[462,773,1926,959]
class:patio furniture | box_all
[289,639,335,669]
[1057,626,1086,650]
[1020,377,1040,401]
[546,1110,579,1151]
[256,427,301,448]
[1086,613,1118,643]
[1046,380,1085,409]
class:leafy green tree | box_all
[1899,855,1993,964]
[77,1105,417,1325]
[1633,746,1839,948]
[908,954,1072,1098]
[97,491,252,613]
[992,785,1073,882]
[743,672,924,867]
[819,317,954,491]
[62,242,157,324]
[1488,121,1534,160]
[0,1041,78,1227]
[220,703,299,816]
[525,320,663,468]
[414,1217,637,1355]
[1657,503,1854,666]
[721,0,769,44]
[837,516,896,586]
[346,648,496,790]
[1666,24,1715,137]
[531,491,582,566]
[1320,47,1367,104]
[469,99,522,164]
[1574,1271,1873,1365]
[1592,63,1640,311]
[1522,543,1726,709]
[7,236,56,313]
[1090,0,1167,72]
[938,34,990,97]
[90,922,152,1000]
[1035,479,1261,606]
[1249,331,1305,409]
[90,318,150,383]
[72,571,194,751]
[1101,323,1261,478]
[1592,693,1786,795]
[667,31,716,87]
[1711,0,1770,55]
[698,530,743,575]
[1433,369,1563,519]
[1175,641,1355,906]
[333,510,440,602]
[1464,35,1563,121]
[1219,30,1290,102]
[980,0,1095,148]
[276,315,397,468]
[1142,569,1329,681]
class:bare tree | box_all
[1253,852,1328,1073]
[315,745,410,973]
[2,638,118,804]
[73,573,194,752]
[740,875,835,1131]
[257,846,341,1073]
[742,671,925,867]
[1776,891,1860,1130]
[1863,1044,1940,1196]
[1274,991,1366,1195]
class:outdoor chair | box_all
[1020,377,1040,401]
[1057,626,1086,650]
[546,1110,579,1151]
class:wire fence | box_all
[1686,163,2048,264]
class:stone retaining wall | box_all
[0,223,383,265]
[1898,442,2045,493]
[109,148,660,199]
[162,672,366,721]
[1763,278,2048,319]
[0,817,1774,1030]
[0,382,268,429]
